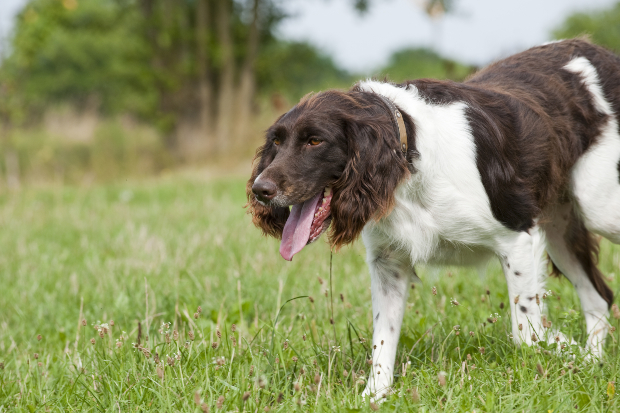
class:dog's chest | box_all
[372,180,505,265]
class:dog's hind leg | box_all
[542,203,612,357]
[497,226,563,347]
[361,240,413,401]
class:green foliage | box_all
[378,47,475,83]
[2,0,157,117]
[0,116,172,183]
[553,2,620,52]
[0,176,619,411]
[256,41,353,101]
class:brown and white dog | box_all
[247,39,620,398]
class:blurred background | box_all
[0,0,619,187]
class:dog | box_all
[246,38,620,399]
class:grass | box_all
[0,173,620,412]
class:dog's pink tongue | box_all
[280,192,322,261]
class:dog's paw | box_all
[362,382,393,403]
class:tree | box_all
[553,2,620,52]
[377,48,474,83]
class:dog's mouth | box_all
[279,186,332,261]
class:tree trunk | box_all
[196,0,214,136]
[215,0,236,155]
[235,0,260,146]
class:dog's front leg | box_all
[362,247,411,400]
[498,226,570,346]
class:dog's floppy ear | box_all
[245,144,290,238]
[328,92,410,249]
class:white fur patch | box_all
[564,57,613,115]
[566,57,620,242]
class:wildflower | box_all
[194,392,201,405]
[110,320,115,327]
[318,276,324,285]
[34,353,39,359]
[243,391,251,401]
[332,346,341,353]
[410,387,420,402]
[467,354,472,360]
[432,286,437,295]
[90,338,96,345]
[308,296,314,303]
[197,306,202,314]
[37,335,42,341]
[277,392,284,403]
[283,340,289,350]
[275,357,279,364]
[194,313,199,319]
[231,324,236,332]
[499,302,505,309]
[292,356,298,363]
[514,295,520,304]
[370,402,379,411]
[451,298,460,306]
[165,333,170,344]
[314,373,321,384]
[302,334,307,341]
[201,403,209,413]
[258,375,267,388]
[486,289,490,295]
[216,395,224,409]
[479,347,485,354]
[469,331,474,337]
[216,329,221,339]
[612,304,620,319]
[81,319,87,326]
[536,294,540,306]
[531,333,538,342]
[518,323,523,331]
[453,325,460,331]
[173,330,179,341]
[438,372,447,386]
[116,342,122,349]
[167,357,175,367]
[536,363,545,377]
[188,331,195,341]
[343,369,348,377]
[340,293,344,302]
[294,382,301,392]
[231,335,237,347]
[212,342,218,350]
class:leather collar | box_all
[376,94,419,173]
[376,94,408,155]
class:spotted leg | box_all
[361,243,412,400]
[497,226,566,346]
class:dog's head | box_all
[246,87,411,260]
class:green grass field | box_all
[1,174,620,412]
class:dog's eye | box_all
[308,138,322,146]
[273,138,281,146]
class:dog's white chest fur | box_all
[359,81,510,267]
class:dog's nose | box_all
[252,179,277,202]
